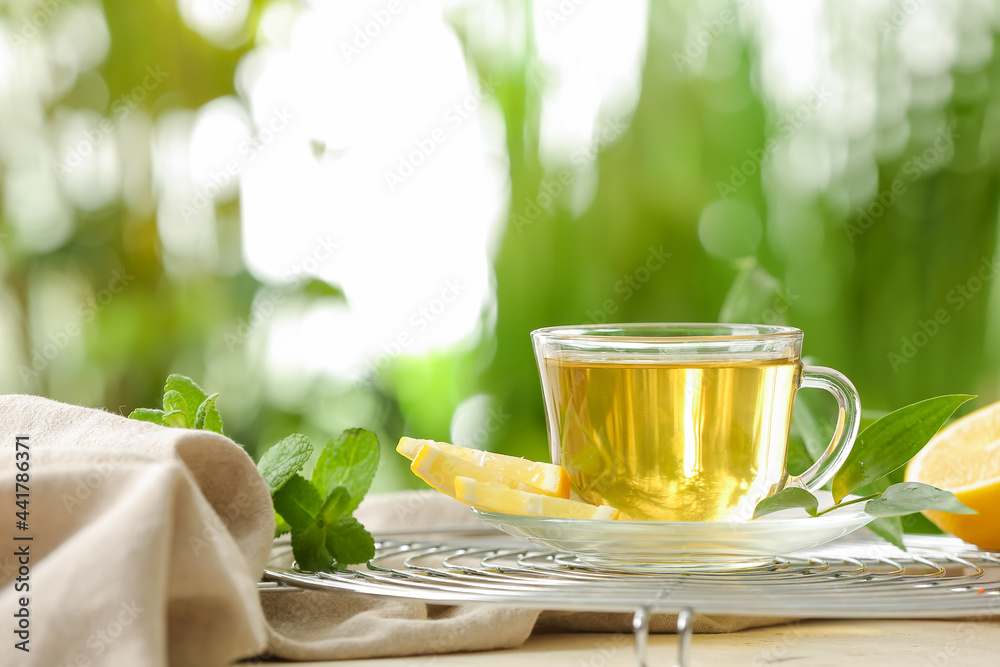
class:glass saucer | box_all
[472,504,875,571]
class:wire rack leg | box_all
[676,608,693,667]
[632,606,650,667]
[632,607,694,667]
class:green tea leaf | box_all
[325,515,375,565]
[790,390,835,464]
[752,487,819,519]
[163,375,209,424]
[299,278,344,299]
[312,428,380,512]
[129,408,167,426]
[901,512,945,535]
[291,523,333,572]
[194,393,224,434]
[258,434,314,495]
[317,486,353,525]
[832,394,975,502]
[785,437,815,476]
[718,260,787,324]
[272,474,322,528]
[867,516,905,550]
[864,482,976,518]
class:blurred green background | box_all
[1,0,998,505]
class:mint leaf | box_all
[194,393,224,434]
[163,409,187,428]
[326,516,375,565]
[129,408,168,426]
[164,374,209,424]
[257,434,313,495]
[272,475,322,528]
[291,524,333,572]
[275,513,291,538]
[317,486,352,525]
[312,428,380,512]
[832,395,975,502]
[162,390,189,427]
[752,487,819,519]
[287,488,370,570]
[867,516,905,550]
[864,482,975,518]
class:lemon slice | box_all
[905,400,1000,549]
[408,443,550,497]
[454,476,619,520]
[398,436,570,498]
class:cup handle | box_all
[785,365,862,493]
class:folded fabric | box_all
[0,395,784,666]
[0,395,272,667]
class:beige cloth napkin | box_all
[0,395,782,666]
[0,395,273,667]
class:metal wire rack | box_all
[261,529,1000,667]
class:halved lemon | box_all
[398,436,570,498]
[905,400,1000,550]
[454,476,619,520]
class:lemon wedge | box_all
[454,476,619,520]
[398,436,570,498]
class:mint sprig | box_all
[268,433,380,571]
[128,375,223,433]
[129,374,379,572]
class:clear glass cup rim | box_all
[531,322,803,343]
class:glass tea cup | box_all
[531,323,860,522]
